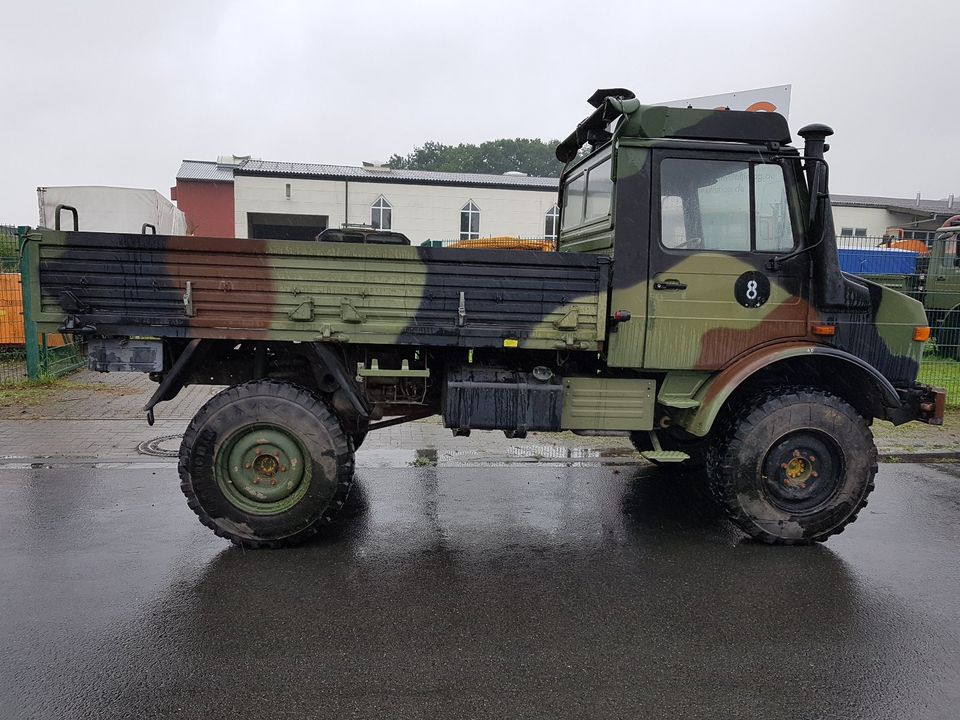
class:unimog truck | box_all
[21,89,945,547]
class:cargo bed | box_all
[25,231,610,351]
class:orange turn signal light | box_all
[913,326,931,342]
[812,324,836,336]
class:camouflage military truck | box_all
[21,88,945,548]
[914,218,960,357]
[849,218,960,358]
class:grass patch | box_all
[918,357,960,408]
[0,378,127,408]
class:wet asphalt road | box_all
[1,461,959,720]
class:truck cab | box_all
[922,218,960,356]
[554,91,937,434]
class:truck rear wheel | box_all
[709,388,877,545]
[178,380,354,548]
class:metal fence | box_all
[839,234,960,406]
[0,227,27,384]
[0,225,84,385]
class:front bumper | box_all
[892,384,947,426]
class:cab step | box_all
[640,450,690,463]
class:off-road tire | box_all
[708,387,877,545]
[178,380,354,548]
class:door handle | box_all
[937,276,946,281]
[654,280,687,291]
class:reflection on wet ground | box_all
[1,462,959,719]
[364,443,641,468]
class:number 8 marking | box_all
[746,280,758,301]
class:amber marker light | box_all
[913,326,931,342]
[811,324,836,336]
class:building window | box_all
[460,200,480,240]
[840,227,868,237]
[371,196,392,230]
[545,205,560,240]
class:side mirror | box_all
[806,159,830,231]
[807,162,822,229]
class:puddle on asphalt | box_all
[0,459,174,470]
[1,443,642,470]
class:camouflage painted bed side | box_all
[24,229,608,352]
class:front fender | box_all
[678,342,901,437]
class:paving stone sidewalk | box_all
[0,370,956,463]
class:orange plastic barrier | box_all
[448,237,554,251]
[0,274,66,347]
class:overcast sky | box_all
[1,0,957,223]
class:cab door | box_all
[643,151,809,370]
[924,236,960,314]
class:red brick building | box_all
[169,158,239,237]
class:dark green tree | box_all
[389,138,564,177]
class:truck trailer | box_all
[21,89,945,547]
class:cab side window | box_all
[943,239,958,272]
[754,164,793,253]
[660,158,795,253]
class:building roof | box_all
[235,160,560,190]
[832,193,959,218]
[176,160,237,182]
[180,157,957,217]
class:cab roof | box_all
[556,88,793,163]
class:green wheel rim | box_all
[215,424,312,515]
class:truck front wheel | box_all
[178,380,354,548]
[709,388,877,544]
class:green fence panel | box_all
[841,233,960,407]
[1,225,85,384]
[0,226,28,384]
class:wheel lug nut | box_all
[253,478,260,485]
[270,479,277,486]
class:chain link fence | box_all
[0,225,84,385]
[839,234,960,406]
[0,226,27,384]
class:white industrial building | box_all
[175,158,957,245]
[230,161,560,244]
[832,194,958,240]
